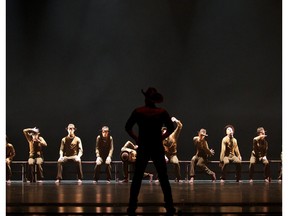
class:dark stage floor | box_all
[6,180,282,216]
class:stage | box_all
[6,180,282,215]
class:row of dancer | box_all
[6,122,278,183]
[27,124,115,183]
[121,124,278,183]
[6,124,113,183]
[189,125,273,183]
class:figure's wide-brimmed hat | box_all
[198,128,208,137]
[224,124,235,134]
[141,87,163,103]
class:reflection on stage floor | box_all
[6,180,282,215]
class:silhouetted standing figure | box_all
[125,87,176,216]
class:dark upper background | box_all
[6,1,282,162]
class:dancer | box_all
[6,136,16,183]
[55,123,83,183]
[23,127,47,183]
[189,128,216,183]
[219,125,242,182]
[249,127,270,183]
[93,126,114,183]
[162,117,183,182]
[120,140,153,183]
[278,152,282,182]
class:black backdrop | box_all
[6,1,282,169]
